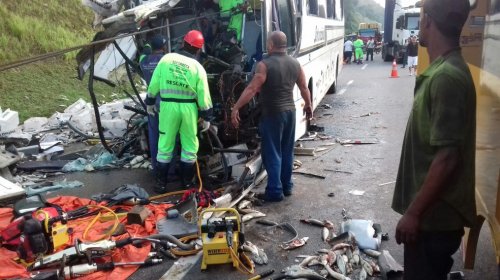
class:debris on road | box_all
[293,159,303,170]
[308,124,325,132]
[294,147,316,156]
[357,112,380,117]
[348,190,365,196]
[378,181,396,186]
[378,250,404,279]
[300,218,327,227]
[336,138,380,145]
[25,180,84,196]
[281,237,309,250]
[340,219,380,250]
[324,169,353,174]
[318,104,332,109]
[319,142,336,147]
[242,241,269,265]
[292,170,326,179]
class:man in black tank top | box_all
[231,31,312,202]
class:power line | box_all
[0,11,219,72]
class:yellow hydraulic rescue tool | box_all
[199,208,253,274]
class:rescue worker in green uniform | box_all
[145,30,213,193]
[353,36,365,64]
[218,0,247,42]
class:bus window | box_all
[277,0,297,47]
[494,0,500,13]
[307,0,318,16]
[295,0,302,14]
[327,0,334,19]
[335,0,342,19]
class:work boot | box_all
[154,162,169,193]
[180,162,195,189]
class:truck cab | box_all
[382,1,421,62]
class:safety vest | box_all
[146,52,212,112]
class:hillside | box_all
[0,0,124,122]
[345,0,385,35]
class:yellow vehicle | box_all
[417,0,500,269]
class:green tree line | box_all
[344,0,385,35]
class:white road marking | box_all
[339,80,354,95]
[362,64,368,70]
[160,252,201,280]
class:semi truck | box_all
[382,0,421,62]
[358,22,382,44]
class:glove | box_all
[201,120,210,132]
[304,105,313,120]
[146,105,157,116]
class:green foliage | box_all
[344,0,385,35]
[0,0,95,63]
[0,0,131,122]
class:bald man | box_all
[231,31,312,202]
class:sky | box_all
[372,0,419,8]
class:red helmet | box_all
[184,30,204,49]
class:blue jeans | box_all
[147,96,161,173]
[259,110,296,200]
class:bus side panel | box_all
[293,16,343,140]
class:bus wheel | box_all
[327,59,338,94]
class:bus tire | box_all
[327,58,338,94]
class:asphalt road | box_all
[53,54,498,279]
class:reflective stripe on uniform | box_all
[180,149,197,163]
[160,89,196,98]
[157,151,173,163]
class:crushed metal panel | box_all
[89,36,137,81]
[0,148,20,169]
[102,0,181,26]
[0,175,26,205]
[205,144,249,173]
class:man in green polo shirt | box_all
[391,0,475,279]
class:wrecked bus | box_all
[76,0,344,187]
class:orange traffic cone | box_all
[390,59,399,78]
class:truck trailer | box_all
[382,0,421,62]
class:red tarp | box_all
[0,196,173,280]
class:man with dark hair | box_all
[230,31,312,202]
[392,0,475,279]
[343,37,353,64]
[406,36,419,75]
[366,36,375,61]
[146,30,213,193]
